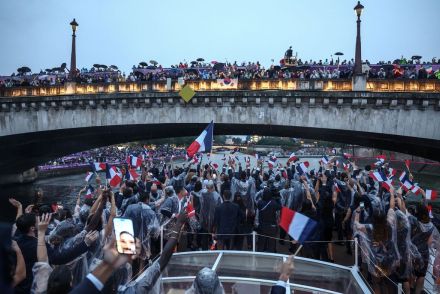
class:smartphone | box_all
[113,217,136,255]
[360,202,365,210]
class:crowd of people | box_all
[38,145,186,170]
[2,149,440,293]
[1,55,439,89]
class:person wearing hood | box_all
[255,187,281,253]
[199,180,221,250]
[185,267,224,294]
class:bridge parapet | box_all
[1,78,439,98]
[1,89,440,113]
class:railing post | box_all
[160,226,164,254]
[354,238,359,269]
[252,231,256,252]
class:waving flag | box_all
[187,121,214,158]
[321,156,329,165]
[426,190,438,201]
[296,161,310,175]
[343,153,353,159]
[127,155,142,168]
[342,162,350,171]
[106,164,122,187]
[254,154,259,160]
[404,159,411,171]
[387,168,397,179]
[279,207,317,244]
[401,180,414,192]
[370,171,387,182]
[85,185,94,199]
[267,156,277,169]
[411,185,421,195]
[125,168,139,181]
[217,78,238,89]
[85,171,94,182]
[381,179,394,192]
[231,147,239,154]
[288,152,298,163]
[399,171,408,183]
[91,162,106,172]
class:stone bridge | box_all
[1,79,440,175]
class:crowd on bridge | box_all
[1,54,440,89]
[38,145,186,171]
[3,145,440,294]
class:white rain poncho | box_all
[123,202,160,260]
[394,210,419,280]
[199,190,221,233]
[354,208,400,277]
[31,262,53,294]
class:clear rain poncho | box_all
[230,177,256,213]
[353,208,400,278]
[394,210,419,280]
[185,267,225,294]
[199,190,221,233]
[118,260,162,294]
[123,202,160,260]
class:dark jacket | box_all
[69,276,101,294]
[15,234,89,294]
[257,199,281,226]
[214,201,243,239]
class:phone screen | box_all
[360,202,365,209]
[113,217,136,255]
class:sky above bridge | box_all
[0,0,439,75]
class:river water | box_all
[1,153,439,223]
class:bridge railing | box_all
[0,78,439,97]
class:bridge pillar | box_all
[352,75,367,91]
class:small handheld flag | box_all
[279,207,317,244]
[85,171,94,182]
[85,185,94,199]
[426,190,437,201]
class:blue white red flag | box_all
[296,161,310,175]
[106,164,122,187]
[91,162,106,172]
[369,171,387,182]
[187,121,214,158]
[85,171,94,182]
[85,185,94,199]
[279,207,317,244]
[125,168,139,181]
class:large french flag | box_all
[279,207,317,244]
[125,168,139,181]
[287,152,298,163]
[186,121,214,158]
[426,190,438,201]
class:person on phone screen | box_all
[117,231,135,254]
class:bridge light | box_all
[354,1,364,18]
[70,18,78,33]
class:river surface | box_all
[1,153,439,223]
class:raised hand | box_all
[36,213,52,233]
[84,230,99,247]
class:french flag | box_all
[288,152,298,163]
[411,185,421,195]
[85,185,94,199]
[125,168,139,181]
[334,182,341,193]
[186,121,214,158]
[343,162,350,171]
[91,162,106,172]
[127,155,142,168]
[296,161,310,175]
[404,159,411,171]
[399,171,408,184]
[254,154,259,160]
[369,171,387,182]
[320,156,329,165]
[268,156,277,169]
[401,180,414,192]
[343,153,352,159]
[211,162,219,169]
[387,168,397,179]
[279,207,317,244]
[231,147,239,154]
[381,179,393,192]
[85,171,94,182]
[426,190,438,201]
[106,164,122,187]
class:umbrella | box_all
[150,60,158,66]
[212,62,225,71]
[411,55,422,60]
[196,58,204,62]
[211,61,218,64]
[60,63,67,69]
[139,62,148,67]
[93,64,101,68]
[109,65,118,70]
[334,52,344,56]
[100,65,108,69]
[190,61,198,65]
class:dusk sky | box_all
[1,0,439,75]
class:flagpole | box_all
[294,245,303,256]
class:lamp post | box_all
[353,1,364,75]
[69,19,78,81]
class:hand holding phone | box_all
[113,217,136,255]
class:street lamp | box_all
[353,1,364,75]
[69,19,79,81]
